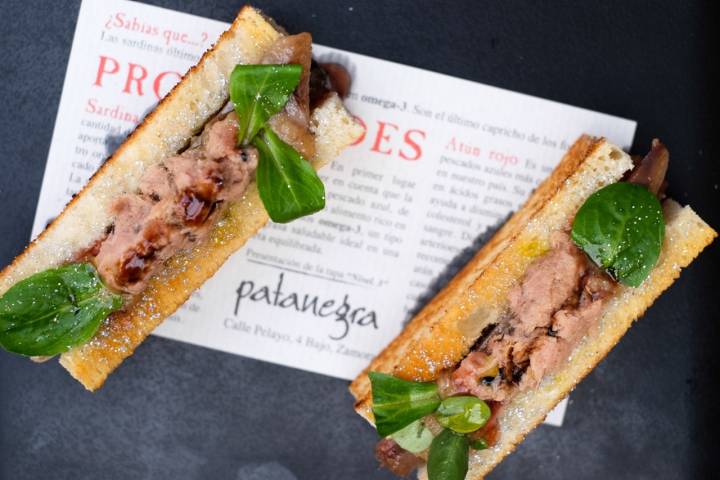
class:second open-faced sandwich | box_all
[350,136,715,479]
[0,6,362,391]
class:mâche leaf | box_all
[253,127,325,223]
[427,429,469,480]
[0,263,123,356]
[229,64,303,144]
[436,396,491,434]
[571,182,665,287]
[391,419,434,453]
[229,62,327,223]
[369,371,441,437]
[469,438,489,450]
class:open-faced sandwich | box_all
[0,6,362,391]
[350,136,715,479]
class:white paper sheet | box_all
[32,0,636,426]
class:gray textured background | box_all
[1,1,718,479]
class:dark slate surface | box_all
[0,1,718,479]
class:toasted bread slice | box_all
[349,136,716,478]
[0,6,362,390]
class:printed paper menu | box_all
[33,0,637,425]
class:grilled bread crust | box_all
[0,6,362,390]
[349,136,716,478]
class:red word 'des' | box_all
[352,117,426,161]
[93,55,182,100]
